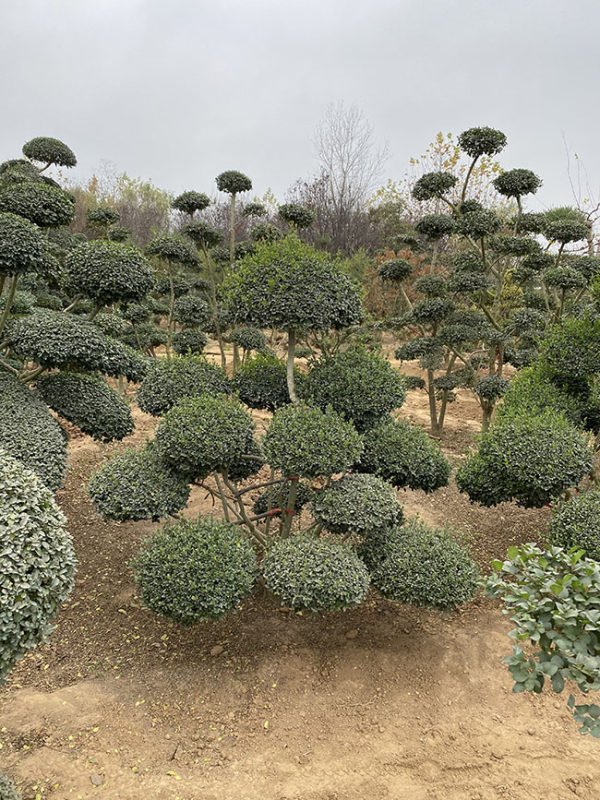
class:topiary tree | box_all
[172,294,211,329]
[0,182,75,228]
[278,202,315,230]
[547,490,600,561]
[305,347,406,431]
[0,450,76,681]
[229,326,267,360]
[262,536,370,612]
[88,443,190,521]
[22,136,77,169]
[485,543,600,736]
[86,204,120,234]
[216,170,252,264]
[172,328,208,355]
[136,354,230,416]
[132,517,258,623]
[173,190,211,218]
[224,235,363,402]
[231,351,298,411]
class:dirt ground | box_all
[2,349,600,800]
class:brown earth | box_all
[2,348,600,800]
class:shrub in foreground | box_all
[136,355,230,416]
[310,473,403,536]
[548,490,600,561]
[132,517,258,623]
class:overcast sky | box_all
[1,0,599,211]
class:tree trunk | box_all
[287,329,299,404]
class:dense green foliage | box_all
[137,355,230,416]
[0,211,47,274]
[548,491,600,561]
[310,473,403,536]
[66,240,154,306]
[0,450,76,681]
[88,444,190,521]
[172,329,208,355]
[262,537,370,612]
[22,136,77,167]
[231,352,295,410]
[132,518,258,623]
[216,171,252,194]
[0,182,75,228]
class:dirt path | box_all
[2,361,599,800]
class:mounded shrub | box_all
[66,240,154,306]
[377,258,412,282]
[412,171,458,201]
[137,355,230,416]
[358,418,451,492]
[278,203,314,229]
[132,517,258,623]
[458,126,507,158]
[88,443,190,521]
[86,205,120,227]
[415,213,455,240]
[22,136,77,167]
[94,310,129,339]
[0,373,67,490]
[0,182,75,228]
[367,520,479,611]
[496,364,582,425]
[310,473,403,536]
[229,326,267,353]
[548,490,600,560]
[305,349,406,431]
[172,328,209,355]
[182,220,224,249]
[173,294,211,328]
[264,404,362,478]
[173,190,211,216]
[542,317,600,380]
[0,773,21,800]
[232,352,297,411]
[147,235,198,267]
[0,211,47,274]
[216,170,252,194]
[0,450,76,681]
[36,371,134,442]
[262,536,369,612]
[155,394,254,480]
[456,410,593,508]
[493,169,542,198]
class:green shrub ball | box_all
[173,191,211,216]
[264,404,362,478]
[216,171,252,195]
[36,371,134,442]
[0,211,47,275]
[155,394,254,480]
[0,450,76,681]
[415,213,455,240]
[305,349,406,431]
[173,295,211,328]
[457,127,507,158]
[412,171,458,201]
[232,352,296,411]
[88,443,190,521]
[358,418,451,492]
[0,182,75,228]
[278,203,315,229]
[262,536,369,612]
[310,473,403,536]
[493,169,542,198]
[368,520,479,612]
[377,258,412,282]
[66,240,154,306]
[172,329,209,355]
[137,355,230,416]
[548,490,600,560]
[230,326,267,352]
[132,518,258,623]
[22,136,77,167]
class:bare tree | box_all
[313,102,388,253]
[563,135,600,255]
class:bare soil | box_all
[2,350,600,800]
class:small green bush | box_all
[305,349,406,431]
[173,294,211,328]
[137,355,230,416]
[36,371,134,442]
[358,418,451,492]
[412,171,458,201]
[377,258,412,282]
[0,182,75,228]
[216,170,252,195]
[172,329,208,355]
[368,520,478,611]
[155,394,254,480]
[231,352,297,411]
[548,491,600,560]
[132,517,258,623]
[0,773,21,800]
[262,536,369,612]
[66,240,154,306]
[88,443,190,521]
[230,326,267,353]
[310,473,403,536]
[22,136,77,167]
[264,404,362,478]
[0,211,47,274]
[0,450,76,681]
[457,410,593,508]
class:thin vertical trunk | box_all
[287,329,299,404]
[0,275,19,339]
[427,368,439,435]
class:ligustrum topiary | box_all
[172,329,208,355]
[368,519,479,611]
[305,348,406,431]
[310,473,403,536]
[547,491,600,561]
[231,352,300,411]
[132,517,258,623]
[229,326,267,354]
[0,372,67,490]
[0,773,21,800]
[173,294,211,328]
[456,410,593,508]
[155,394,254,480]
[0,211,47,274]
[136,355,230,416]
[88,443,190,521]
[36,372,134,442]
[22,136,77,168]
[262,536,369,612]
[0,450,76,681]
[65,240,154,306]
[263,404,362,478]
[0,182,75,228]
[358,417,451,492]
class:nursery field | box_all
[1,347,599,800]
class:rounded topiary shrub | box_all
[65,240,154,306]
[173,190,211,216]
[230,326,267,353]
[305,349,406,431]
[358,418,451,492]
[36,371,134,442]
[548,490,600,561]
[155,394,254,480]
[22,136,77,167]
[377,258,412,282]
[216,170,252,195]
[172,329,209,355]
[0,211,47,274]
[173,294,211,328]
[263,404,362,478]
[0,450,76,681]
[231,352,297,411]
[0,182,75,228]
[367,520,479,611]
[226,437,265,483]
[0,373,67,491]
[88,443,190,521]
[136,355,230,416]
[310,473,403,536]
[132,517,258,623]
[0,773,21,800]
[456,410,593,508]
[261,536,369,612]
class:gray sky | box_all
[1,0,599,211]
